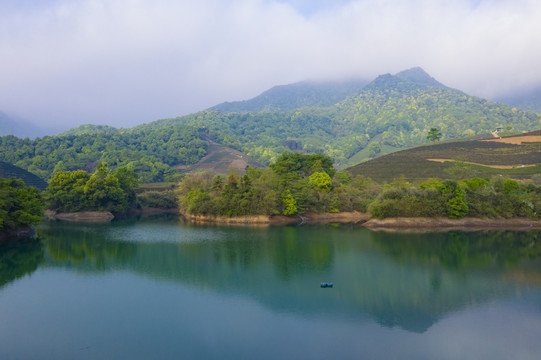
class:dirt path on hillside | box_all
[426,158,538,169]
[482,135,541,144]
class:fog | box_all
[1,0,540,129]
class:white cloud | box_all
[0,0,540,128]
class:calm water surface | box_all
[1,215,541,359]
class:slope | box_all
[0,111,46,139]
[208,78,368,113]
[347,130,541,182]
[0,160,48,190]
[146,68,541,168]
[2,67,540,181]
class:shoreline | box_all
[363,217,541,230]
[181,211,371,226]
[41,209,541,230]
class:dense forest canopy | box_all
[43,164,139,212]
[177,152,541,219]
[0,125,207,182]
[147,71,541,167]
[0,178,44,230]
[0,68,539,183]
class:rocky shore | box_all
[363,217,541,230]
[182,211,371,225]
[46,211,115,222]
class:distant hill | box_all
[347,130,541,182]
[0,111,46,139]
[0,160,47,190]
[496,86,541,114]
[59,124,121,136]
[208,78,368,113]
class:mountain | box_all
[395,67,447,88]
[347,130,541,182]
[0,111,46,139]
[1,67,540,181]
[146,67,540,168]
[0,160,47,190]
[208,78,368,113]
[496,86,541,114]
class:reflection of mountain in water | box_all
[29,217,541,332]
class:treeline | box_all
[369,177,541,219]
[0,125,207,182]
[177,152,541,219]
[177,152,374,216]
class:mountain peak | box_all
[395,67,447,88]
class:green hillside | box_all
[347,130,541,182]
[146,68,541,167]
[1,67,540,182]
[0,124,208,182]
[208,78,367,113]
[0,160,48,190]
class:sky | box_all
[1,0,541,130]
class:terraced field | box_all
[0,160,47,190]
[347,130,541,183]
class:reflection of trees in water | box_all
[370,230,541,269]
[0,238,44,289]
[32,220,541,334]
[271,227,333,279]
[38,226,136,270]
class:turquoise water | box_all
[1,215,541,359]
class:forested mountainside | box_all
[144,68,541,167]
[0,125,207,182]
[208,78,368,113]
[1,68,539,182]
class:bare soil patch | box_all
[482,135,541,144]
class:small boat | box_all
[320,282,334,288]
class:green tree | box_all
[281,190,298,215]
[308,171,332,192]
[427,127,442,141]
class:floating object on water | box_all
[320,282,333,288]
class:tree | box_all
[281,190,298,215]
[427,127,442,141]
[308,172,332,192]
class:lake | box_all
[1,215,541,359]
